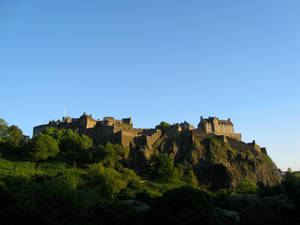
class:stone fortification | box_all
[33,112,161,148]
[197,116,242,141]
[34,113,262,152]
[33,113,280,191]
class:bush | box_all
[184,169,198,188]
[118,180,147,200]
[87,163,128,199]
[236,178,258,194]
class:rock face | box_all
[132,129,281,189]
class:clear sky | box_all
[1,0,299,171]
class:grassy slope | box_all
[0,157,187,198]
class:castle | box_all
[34,113,246,148]
[197,116,242,141]
[33,112,162,148]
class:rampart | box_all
[33,113,161,148]
[33,113,257,152]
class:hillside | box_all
[30,114,282,188]
[1,118,298,225]
[133,129,281,189]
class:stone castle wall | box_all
[33,113,247,150]
[33,113,162,149]
[120,129,139,147]
[82,126,115,146]
[145,129,162,147]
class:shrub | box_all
[56,169,81,189]
[236,178,258,194]
[184,169,198,188]
[87,163,127,198]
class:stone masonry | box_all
[33,113,261,150]
[197,116,242,141]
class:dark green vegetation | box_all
[155,121,171,129]
[0,119,300,225]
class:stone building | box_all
[33,112,160,148]
[197,116,241,141]
[33,113,245,149]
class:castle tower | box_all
[197,116,242,141]
[79,112,98,129]
[212,117,218,132]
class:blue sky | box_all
[1,0,299,170]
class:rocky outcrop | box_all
[131,129,281,189]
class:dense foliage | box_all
[156,121,171,129]
[0,118,300,225]
[27,134,60,161]
[0,119,24,152]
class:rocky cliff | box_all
[132,129,281,189]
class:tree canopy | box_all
[43,128,93,154]
[27,134,59,161]
[149,154,176,181]
[0,119,24,150]
[155,121,171,130]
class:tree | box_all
[27,134,59,161]
[79,134,93,151]
[59,129,93,153]
[155,121,171,130]
[0,119,7,140]
[4,125,24,148]
[59,129,81,153]
[149,154,177,181]
[44,127,64,144]
[0,119,24,152]
[94,142,129,169]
